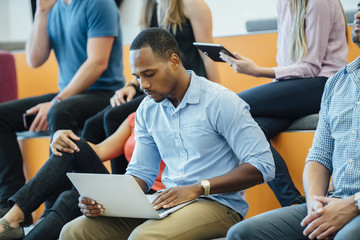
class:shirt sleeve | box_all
[125,101,162,191]
[273,0,333,79]
[210,90,275,183]
[305,76,334,172]
[86,0,120,38]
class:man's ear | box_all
[169,53,180,69]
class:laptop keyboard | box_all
[156,206,175,214]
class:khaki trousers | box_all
[59,199,241,240]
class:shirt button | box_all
[349,158,353,163]
[181,153,185,158]
[175,133,179,138]
[174,113,178,117]
[352,130,356,134]
[357,101,360,105]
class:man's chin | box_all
[153,98,165,103]
[148,95,165,103]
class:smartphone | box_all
[23,113,37,129]
[193,42,235,62]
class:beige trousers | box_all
[59,199,241,240]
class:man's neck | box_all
[168,69,191,108]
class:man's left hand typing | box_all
[152,185,202,210]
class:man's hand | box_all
[50,130,80,156]
[78,197,105,217]
[152,185,201,210]
[301,197,325,228]
[26,102,53,132]
[301,196,359,239]
[37,0,57,12]
[110,85,137,107]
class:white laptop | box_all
[66,172,196,219]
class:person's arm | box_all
[300,161,359,239]
[25,36,115,132]
[50,117,131,161]
[220,0,344,80]
[220,52,275,78]
[25,0,56,68]
[110,76,140,107]
[273,0,341,79]
[56,36,115,100]
[125,101,165,192]
[90,118,131,161]
[183,0,220,83]
[152,162,264,209]
[302,161,331,213]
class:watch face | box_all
[201,180,210,187]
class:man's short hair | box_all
[130,27,181,62]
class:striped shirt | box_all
[306,57,360,198]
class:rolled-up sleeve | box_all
[125,103,162,191]
[306,77,334,172]
[211,91,275,182]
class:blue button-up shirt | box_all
[126,71,275,217]
[307,57,360,198]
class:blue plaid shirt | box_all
[307,57,360,198]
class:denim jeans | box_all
[9,139,109,240]
[0,90,113,208]
[82,93,146,174]
[237,77,327,206]
[227,203,360,240]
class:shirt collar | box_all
[345,56,360,74]
[161,70,200,108]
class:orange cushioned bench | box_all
[13,25,360,221]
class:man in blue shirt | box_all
[0,0,124,221]
[59,28,275,240]
[227,4,360,240]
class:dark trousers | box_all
[9,139,108,240]
[237,77,327,206]
[0,90,113,208]
[82,93,146,174]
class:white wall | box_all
[8,0,33,41]
[207,0,278,37]
[0,0,32,42]
[0,0,357,46]
[119,0,279,44]
[0,0,10,42]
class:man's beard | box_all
[352,19,360,46]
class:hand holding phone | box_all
[23,113,37,129]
